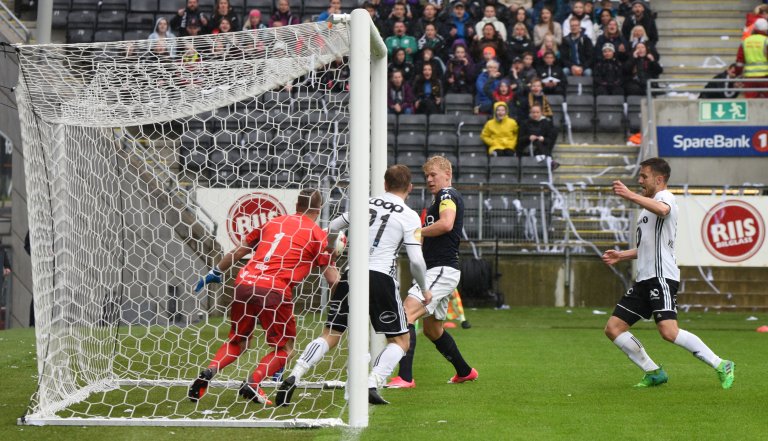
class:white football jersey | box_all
[635,189,680,282]
[332,193,422,278]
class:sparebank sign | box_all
[657,126,768,157]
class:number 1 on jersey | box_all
[263,232,285,262]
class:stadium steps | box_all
[677,267,768,311]
[553,144,638,186]
[654,0,753,82]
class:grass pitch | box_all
[2,307,766,441]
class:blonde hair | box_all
[513,22,530,39]
[422,155,453,175]
[631,25,648,40]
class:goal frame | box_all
[17,9,387,429]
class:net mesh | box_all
[17,22,355,426]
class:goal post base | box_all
[18,416,346,428]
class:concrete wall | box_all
[648,98,768,187]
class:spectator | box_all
[533,7,562,46]
[595,19,629,62]
[536,33,560,61]
[170,0,208,37]
[623,41,662,96]
[617,0,632,19]
[583,0,595,21]
[383,2,411,38]
[269,0,300,27]
[317,0,342,22]
[536,50,567,95]
[481,102,520,156]
[594,8,613,39]
[511,6,534,36]
[386,22,419,62]
[411,4,441,39]
[561,16,594,77]
[700,64,741,99]
[417,23,448,60]
[388,70,416,114]
[415,46,446,78]
[445,41,476,93]
[471,23,508,67]
[148,18,177,57]
[735,18,768,98]
[475,4,508,41]
[742,5,768,39]
[443,1,476,48]
[525,78,553,118]
[363,1,386,34]
[561,1,595,44]
[517,104,559,169]
[388,47,416,81]
[209,0,240,34]
[475,59,503,114]
[593,43,624,95]
[483,0,514,29]
[629,25,659,61]
[243,10,267,31]
[413,64,444,114]
[492,79,523,121]
[520,51,538,84]
[621,0,657,46]
[507,23,534,62]
[211,18,242,58]
[507,56,528,95]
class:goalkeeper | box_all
[277,164,431,406]
[189,188,339,405]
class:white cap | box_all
[756,18,768,32]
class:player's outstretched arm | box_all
[601,248,638,266]
[194,241,252,292]
[421,207,455,237]
[327,213,349,233]
[612,180,670,217]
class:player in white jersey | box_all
[276,165,432,406]
[602,158,734,389]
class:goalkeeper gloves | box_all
[195,267,223,292]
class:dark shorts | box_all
[325,271,349,332]
[369,270,408,337]
[612,277,680,326]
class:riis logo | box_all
[701,200,765,263]
[227,192,287,246]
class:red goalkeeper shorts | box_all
[230,284,296,348]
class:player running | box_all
[276,164,432,406]
[602,157,735,389]
[388,156,478,389]
[189,188,340,404]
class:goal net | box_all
[16,15,383,428]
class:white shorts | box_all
[408,266,461,320]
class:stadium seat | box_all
[246,0,276,13]
[100,0,130,11]
[429,113,461,135]
[181,147,207,171]
[457,114,488,136]
[243,129,273,146]
[261,90,293,112]
[567,76,594,97]
[457,152,488,183]
[595,95,626,133]
[484,195,517,240]
[126,12,155,32]
[294,90,325,112]
[67,28,94,43]
[488,156,518,185]
[444,93,474,114]
[130,0,158,13]
[94,29,124,42]
[71,0,101,10]
[242,146,272,170]
[565,94,595,133]
[427,132,458,157]
[397,151,427,183]
[158,0,187,13]
[302,0,328,20]
[97,10,127,30]
[519,156,550,185]
[387,113,398,137]
[213,131,239,149]
[627,95,643,133]
[463,208,481,240]
[458,132,487,156]
[547,94,565,129]
[398,114,428,136]
[52,7,69,29]
[68,10,97,28]
[396,133,427,154]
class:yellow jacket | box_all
[480,102,519,154]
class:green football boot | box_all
[716,360,735,390]
[634,367,668,388]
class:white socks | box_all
[674,329,722,369]
[613,331,660,372]
[292,337,330,382]
[368,343,406,389]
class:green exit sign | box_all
[699,101,748,122]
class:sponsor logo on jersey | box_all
[701,200,765,263]
[650,288,660,300]
[379,311,398,324]
[369,198,404,213]
[226,192,287,246]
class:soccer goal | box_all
[15,10,385,428]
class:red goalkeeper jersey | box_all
[235,213,331,298]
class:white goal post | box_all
[15,10,386,429]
